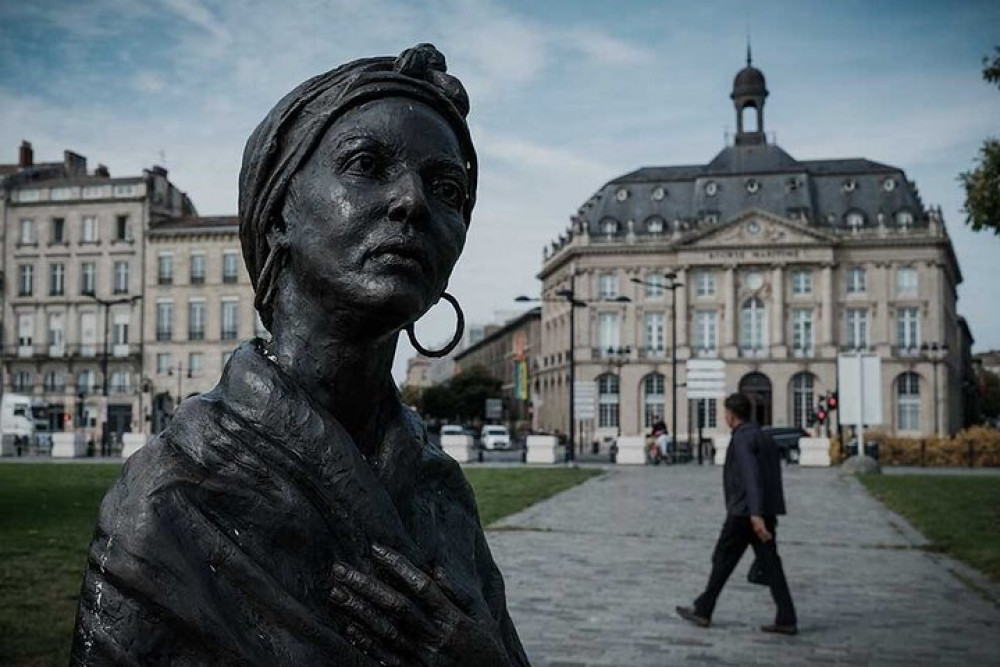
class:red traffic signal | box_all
[828,392,838,410]
[817,408,828,424]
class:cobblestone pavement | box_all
[486,466,1000,666]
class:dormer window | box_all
[651,186,665,201]
[615,188,629,202]
[705,181,719,197]
[882,177,896,192]
[745,178,760,194]
[895,210,914,228]
[600,218,619,235]
[845,211,865,229]
[842,179,857,193]
[646,217,664,234]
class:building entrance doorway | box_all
[739,372,772,426]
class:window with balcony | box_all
[158,254,173,285]
[896,372,920,431]
[188,301,206,340]
[156,302,174,341]
[791,270,812,295]
[644,273,664,298]
[17,313,34,353]
[223,252,240,284]
[598,272,618,299]
[791,373,815,429]
[77,370,96,394]
[897,307,920,354]
[14,371,33,392]
[791,309,814,356]
[846,308,869,350]
[82,215,99,243]
[847,266,866,294]
[188,352,204,375]
[49,263,65,296]
[112,313,130,356]
[51,217,65,243]
[221,300,239,340]
[110,371,130,394]
[644,312,665,357]
[48,313,65,356]
[115,215,129,241]
[693,310,718,356]
[81,262,96,296]
[18,265,33,297]
[113,261,129,294]
[19,218,35,245]
[642,373,666,428]
[190,253,206,284]
[694,271,716,297]
[896,267,918,296]
[596,312,619,357]
[157,353,171,375]
[597,374,619,429]
[43,371,66,393]
[740,297,767,356]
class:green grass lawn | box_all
[860,475,1000,581]
[0,462,598,666]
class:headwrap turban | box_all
[238,43,478,329]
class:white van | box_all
[480,425,511,450]
[1,394,35,456]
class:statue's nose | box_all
[387,171,428,224]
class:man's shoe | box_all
[675,606,711,628]
[761,623,798,636]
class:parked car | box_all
[761,426,807,463]
[480,425,511,450]
[440,424,468,436]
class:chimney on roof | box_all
[19,141,33,168]
[151,165,168,178]
[63,150,87,178]
[94,164,110,178]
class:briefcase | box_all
[747,558,769,586]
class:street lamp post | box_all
[88,294,141,457]
[631,272,684,457]
[920,342,949,436]
[516,280,630,462]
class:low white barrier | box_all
[51,432,86,458]
[799,437,832,467]
[441,433,476,463]
[615,435,647,465]
[525,435,560,464]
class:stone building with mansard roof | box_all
[534,54,974,448]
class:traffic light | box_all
[816,396,829,425]
[828,392,838,411]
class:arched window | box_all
[845,210,865,229]
[597,374,619,429]
[642,373,665,429]
[599,218,619,236]
[740,297,767,356]
[790,373,815,429]
[895,210,914,228]
[645,216,665,234]
[897,372,920,431]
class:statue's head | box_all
[239,44,477,337]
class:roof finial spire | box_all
[746,29,752,66]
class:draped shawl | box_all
[71,342,528,665]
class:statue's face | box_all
[280,97,469,337]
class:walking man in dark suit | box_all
[676,392,798,635]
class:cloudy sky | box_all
[1,0,998,381]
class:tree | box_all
[981,370,1000,421]
[959,47,1000,236]
[420,366,502,423]
[399,384,424,411]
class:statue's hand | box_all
[329,544,509,667]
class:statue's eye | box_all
[345,151,377,176]
[433,179,465,209]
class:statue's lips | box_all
[366,241,431,275]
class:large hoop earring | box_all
[406,292,464,358]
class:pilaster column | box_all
[675,268,688,348]
[772,265,785,346]
[821,264,834,346]
[724,266,736,347]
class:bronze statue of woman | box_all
[71,44,530,667]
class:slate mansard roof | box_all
[572,56,927,240]
[576,142,925,238]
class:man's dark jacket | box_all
[723,422,786,517]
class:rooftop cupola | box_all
[731,44,768,146]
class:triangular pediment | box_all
[680,209,836,249]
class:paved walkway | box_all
[486,466,1000,666]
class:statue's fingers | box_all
[330,584,414,651]
[332,562,438,638]
[344,623,411,667]
[372,544,453,613]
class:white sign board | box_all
[573,381,596,420]
[837,354,882,425]
[686,358,727,399]
[484,398,503,420]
